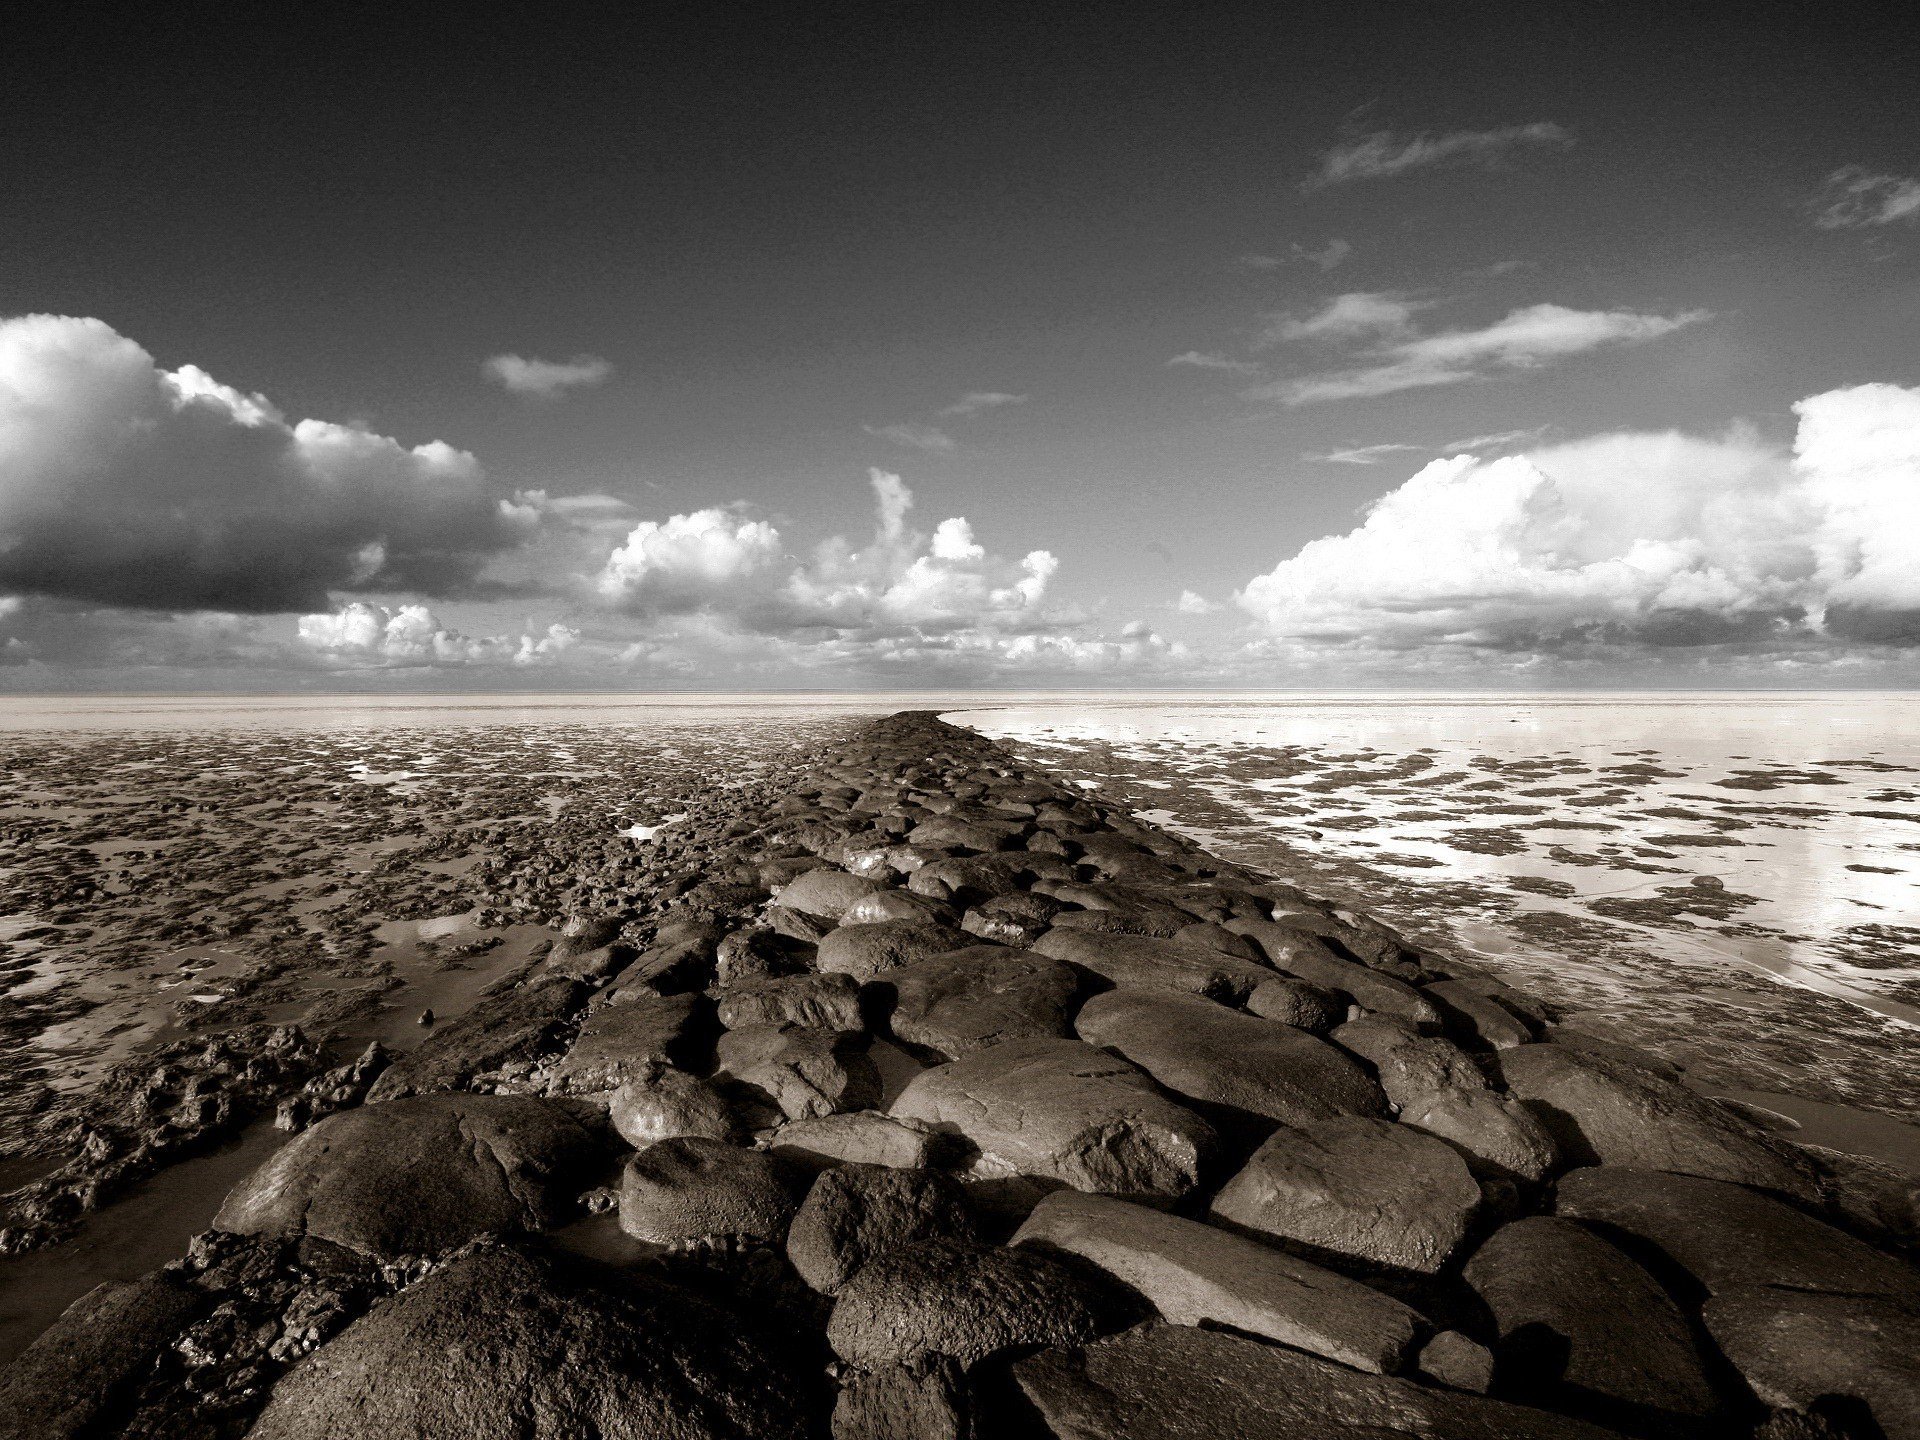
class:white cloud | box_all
[863,422,957,453]
[1238,239,1351,271]
[1236,382,1920,659]
[940,391,1028,416]
[1168,351,1259,374]
[1175,590,1222,614]
[1252,302,1708,406]
[1306,443,1421,465]
[1266,292,1426,344]
[1306,123,1572,188]
[1812,167,1920,230]
[1440,426,1550,455]
[0,315,535,610]
[481,353,613,399]
[595,508,787,613]
[296,602,579,668]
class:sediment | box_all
[3,711,1915,1440]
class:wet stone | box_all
[874,945,1081,1061]
[716,1024,881,1121]
[618,1136,801,1247]
[818,920,970,982]
[788,1163,978,1295]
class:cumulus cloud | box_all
[481,352,613,398]
[0,315,536,611]
[1305,123,1572,188]
[1236,382,1920,659]
[296,602,579,668]
[1812,167,1920,230]
[1252,301,1707,405]
[863,422,957,453]
[1175,590,1222,614]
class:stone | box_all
[1210,1115,1482,1275]
[1172,922,1264,960]
[1704,1285,1920,1440]
[774,867,884,921]
[244,1243,812,1439]
[1422,979,1535,1049]
[715,972,864,1032]
[1048,904,1193,940]
[1500,1044,1820,1201]
[608,1068,737,1148]
[961,891,1067,946]
[892,1037,1217,1203]
[551,991,707,1092]
[1236,923,1444,1027]
[716,1024,881,1121]
[0,1270,205,1440]
[1013,1191,1422,1374]
[1244,976,1345,1032]
[906,814,1027,852]
[714,926,812,985]
[366,976,584,1101]
[1464,1216,1722,1426]
[908,856,1029,906]
[831,1357,969,1440]
[1014,1323,1628,1440]
[1554,1166,1920,1301]
[618,1136,800,1246]
[788,1163,978,1294]
[843,889,953,926]
[1029,929,1270,1004]
[875,946,1081,1060]
[818,920,969,982]
[1418,1330,1495,1394]
[1398,1089,1561,1184]
[1075,987,1385,1126]
[826,1239,1108,1370]
[770,1110,945,1170]
[599,933,718,1000]
[1331,1016,1487,1110]
[215,1094,597,1259]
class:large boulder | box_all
[215,1094,597,1259]
[1422,979,1534,1050]
[831,1358,968,1440]
[244,1244,812,1439]
[891,1037,1217,1203]
[1013,1191,1422,1374]
[608,1068,737,1148]
[550,991,708,1093]
[366,977,584,1101]
[787,1163,978,1294]
[1554,1166,1920,1301]
[1703,1285,1920,1440]
[1244,976,1345,1032]
[774,867,883,921]
[713,973,864,1032]
[818,920,969,982]
[769,1110,944,1170]
[1230,922,1443,1026]
[1463,1216,1722,1428]
[1397,1089,1561,1185]
[1014,1322,1628,1440]
[715,1025,880,1121]
[1499,1044,1819,1201]
[1029,930,1270,1003]
[1074,987,1385,1126]
[1330,1016,1486,1111]
[826,1239,1109,1369]
[617,1137,801,1246]
[875,946,1080,1060]
[1209,1115,1482,1275]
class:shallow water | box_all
[958,694,1920,1155]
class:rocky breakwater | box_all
[5,711,1918,1440]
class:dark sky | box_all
[2,4,1917,687]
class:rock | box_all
[1074,987,1385,1126]
[1330,1016,1487,1111]
[215,1094,597,1259]
[1804,1143,1920,1251]
[618,1137,800,1246]
[906,815,1027,852]
[892,1037,1217,1203]
[875,946,1080,1060]
[366,977,584,1101]
[1172,922,1264,960]
[551,991,708,1092]
[1013,1322,1629,1440]
[1554,1166,1920,1301]
[831,1357,969,1440]
[1499,1044,1820,1201]
[961,891,1067,946]
[1398,1089,1561,1185]
[600,933,719,1000]
[770,1110,946,1170]
[1244,976,1345,1032]
[1418,1330,1495,1394]
[1049,904,1194,941]
[714,926,811,985]
[1012,1191,1422,1374]
[818,921,970,982]
[1703,1285,1920,1440]
[0,1270,205,1440]
[716,1025,881,1121]
[244,1243,812,1439]
[1422,980,1534,1049]
[843,889,954,926]
[714,972,864,1032]
[1232,921,1444,1026]
[826,1239,1108,1369]
[908,856,1030,906]
[775,867,885,921]
[788,1163,978,1294]
[1209,1115,1482,1275]
[1029,929,1270,1004]
[1463,1216,1722,1426]
[608,1068,737,1148]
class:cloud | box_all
[1236,382,1920,660]
[1253,302,1708,405]
[863,422,957,453]
[1168,351,1259,375]
[1265,292,1426,344]
[1175,590,1222,614]
[1440,426,1550,455]
[296,602,579,668]
[1305,123,1572,188]
[1306,443,1421,465]
[595,508,787,614]
[1237,239,1351,271]
[940,391,1028,417]
[0,314,536,611]
[1812,167,1920,230]
[481,352,613,398]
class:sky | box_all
[2,4,1917,691]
